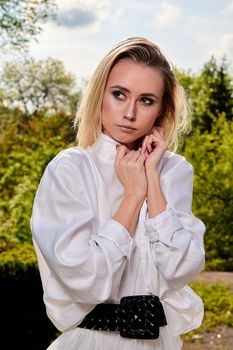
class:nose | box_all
[124,113,135,121]
[123,101,136,121]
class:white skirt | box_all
[47,326,182,350]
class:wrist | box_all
[124,191,146,203]
[146,166,160,179]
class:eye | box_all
[140,97,155,106]
[112,90,126,100]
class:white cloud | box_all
[56,0,111,30]
[29,20,106,79]
[222,0,233,15]
[213,33,233,59]
[56,0,79,12]
[112,0,151,26]
[153,1,182,28]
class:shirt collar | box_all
[92,133,120,164]
[91,132,164,172]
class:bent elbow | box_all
[162,252,205,291]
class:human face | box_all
[102,59,164,149]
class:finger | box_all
[146,139,153,153]
[148,134,167,152]
[137,152,147,164]
[146,134,162,153]
[146,134,157,153]
[141,135,149,154]
[153,126,164,138]
[149,133,163,144]
[124,150,141,161]
[151,129,161,140]
[115,144,129,162]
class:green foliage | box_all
[182,115,233,270]
[174,67,195,95]
[178,57,233,271]
[0,242,37,278]
[0,110,75,254]
[183,281,233,341]
[189,57,233,132]
[0,0,57,50]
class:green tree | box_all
[174,67,194,95]
[182,115,233,270]
[0,111,75,252]
[0,57,80,118]
[0,0,56,50]
[190,57,233,132]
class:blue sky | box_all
[29,0,233,81]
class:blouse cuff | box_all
[93,219,135,259]
[144,206,182,242]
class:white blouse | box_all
[31,133,205,338]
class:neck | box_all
[125,137,142,151]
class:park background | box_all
[0,1,232,349]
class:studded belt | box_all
[78,295,167,339]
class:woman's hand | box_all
[141,127,167,173]
[115,144,147,201]
[141,127,167,218]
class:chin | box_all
[103,129,141,149]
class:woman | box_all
[31,37,205,350]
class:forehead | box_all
[106,59,164,94]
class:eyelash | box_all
[112,90,155,106]
[112,90,126,100]
[140,97,155,106]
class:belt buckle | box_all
[118,295,160,339]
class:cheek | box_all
[101,96,110,125]
[143,112,158,129]
[102,96,124,120]
[102,95,114,118]
[147,104,162,125]
[138,114,158,136]
[102,94,108,114]
[102,97,116,129]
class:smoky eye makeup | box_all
[111,90,126,100]
[140,96,156,105]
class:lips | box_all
[117,124,136,130]
[116,125,137,133]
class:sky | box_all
[29,0,233,82]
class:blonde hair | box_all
[74,37,190,151]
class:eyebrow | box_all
[110,85,160,100]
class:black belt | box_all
[78,295,167,339]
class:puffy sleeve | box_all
[144,154,205,291]
[31,151,134,307]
